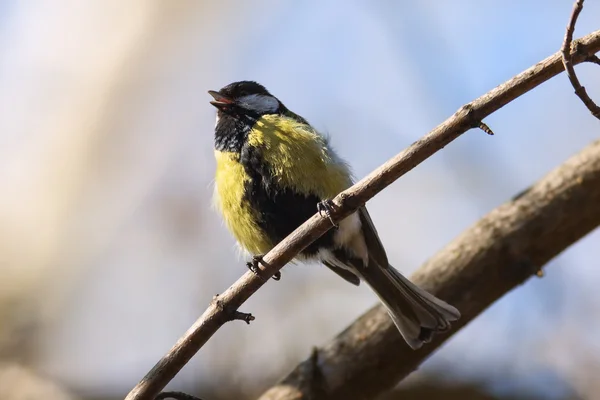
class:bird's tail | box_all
[355,262,460,349]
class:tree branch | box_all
[155,392,204,400]
[561,0,600,119]
[259,139,600,400]
[124,30,600,400]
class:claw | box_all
[317,199,338,228]
[246,255,262,274]
[247,255,281,281]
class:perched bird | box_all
[209,81,460,349]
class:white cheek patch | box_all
[215,113,220,127]
[239,94,279,114]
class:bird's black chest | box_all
[239,144,334,255]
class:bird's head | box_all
[209,81,310,152]
[208,81,283,118]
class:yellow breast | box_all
[213,114,352,255]
[248,114,351,199]
[213,150,273,255]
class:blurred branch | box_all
[0,363,74,400]
[259,139,600,400]
[561,0,600,119]
[124,29,600,400]
[155,392,204,400]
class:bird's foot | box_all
[317,199,338,228]
[246,254,281,281]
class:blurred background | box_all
[0,1,599,399]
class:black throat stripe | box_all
[239,143,335,256]
[214,111,258,153]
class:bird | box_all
[208,80,460,349]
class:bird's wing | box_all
[323,260,361,286]
[358,206,389,268]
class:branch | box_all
[124,30,600,400]
[561,0,600,119]
[259,139,600,400]
[155,392,204,400]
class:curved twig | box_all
[561,0,600,119]
[124,30,600,400]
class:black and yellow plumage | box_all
[209,81,460,349]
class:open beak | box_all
[208,90,234,109]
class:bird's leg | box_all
[317,199,339,228]
[246,254,281,281]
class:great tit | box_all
[209,81,460,349]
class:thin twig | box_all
[124,30,600,400]
[212,294,255,324]
[561,0,600,119]
[587,54,600,66]
[155,392,204,400]
[259,140,600,400]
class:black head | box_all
[209,81,310,152]
[208,81,284,117]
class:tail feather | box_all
[355,262,460,350]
